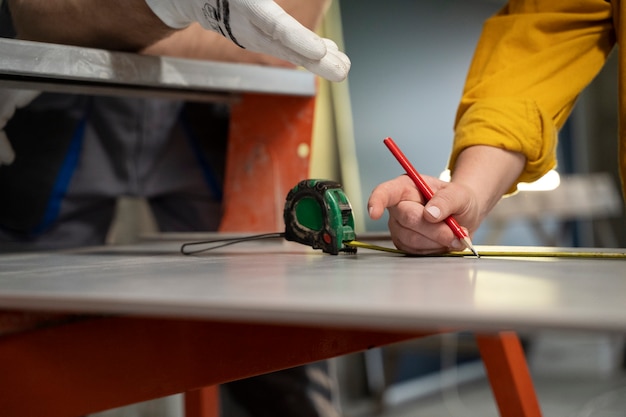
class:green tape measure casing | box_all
[283,179,357,255]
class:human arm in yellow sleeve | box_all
[368,0,616,254]
[452,0,615,190]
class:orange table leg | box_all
[475,332,543,417]
[185,385,220,417]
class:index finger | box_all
[367,175,424,220]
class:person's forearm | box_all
[451,145,526,221]
[9,0,174,51]
[141,23,290,65]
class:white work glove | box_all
[145,0,351,82]
[0,89,40,166]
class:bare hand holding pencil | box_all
[382,137,479,256]
[368,138,482,255]
[368,138,526,255]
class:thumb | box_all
[422,185,467,224]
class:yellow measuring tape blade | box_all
[344,241,626,259]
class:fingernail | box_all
[368,206,374,218]
[451,239,464,250]
[426,206,441,219]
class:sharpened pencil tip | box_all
[461,236,480,258]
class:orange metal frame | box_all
[0,315,543,417]
[0,315,424,416]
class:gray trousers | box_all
[0,94,226,250]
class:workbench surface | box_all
[1,237,625,334]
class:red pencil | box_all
[383,137,479,257]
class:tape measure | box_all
[180,178,359,255]
[283,179,357,255]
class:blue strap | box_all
[32,116,87,235]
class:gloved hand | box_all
[145,0,350,82]
[0,89,40,166]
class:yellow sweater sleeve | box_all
[451,0,615,193]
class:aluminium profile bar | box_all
[0,38,316,101]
